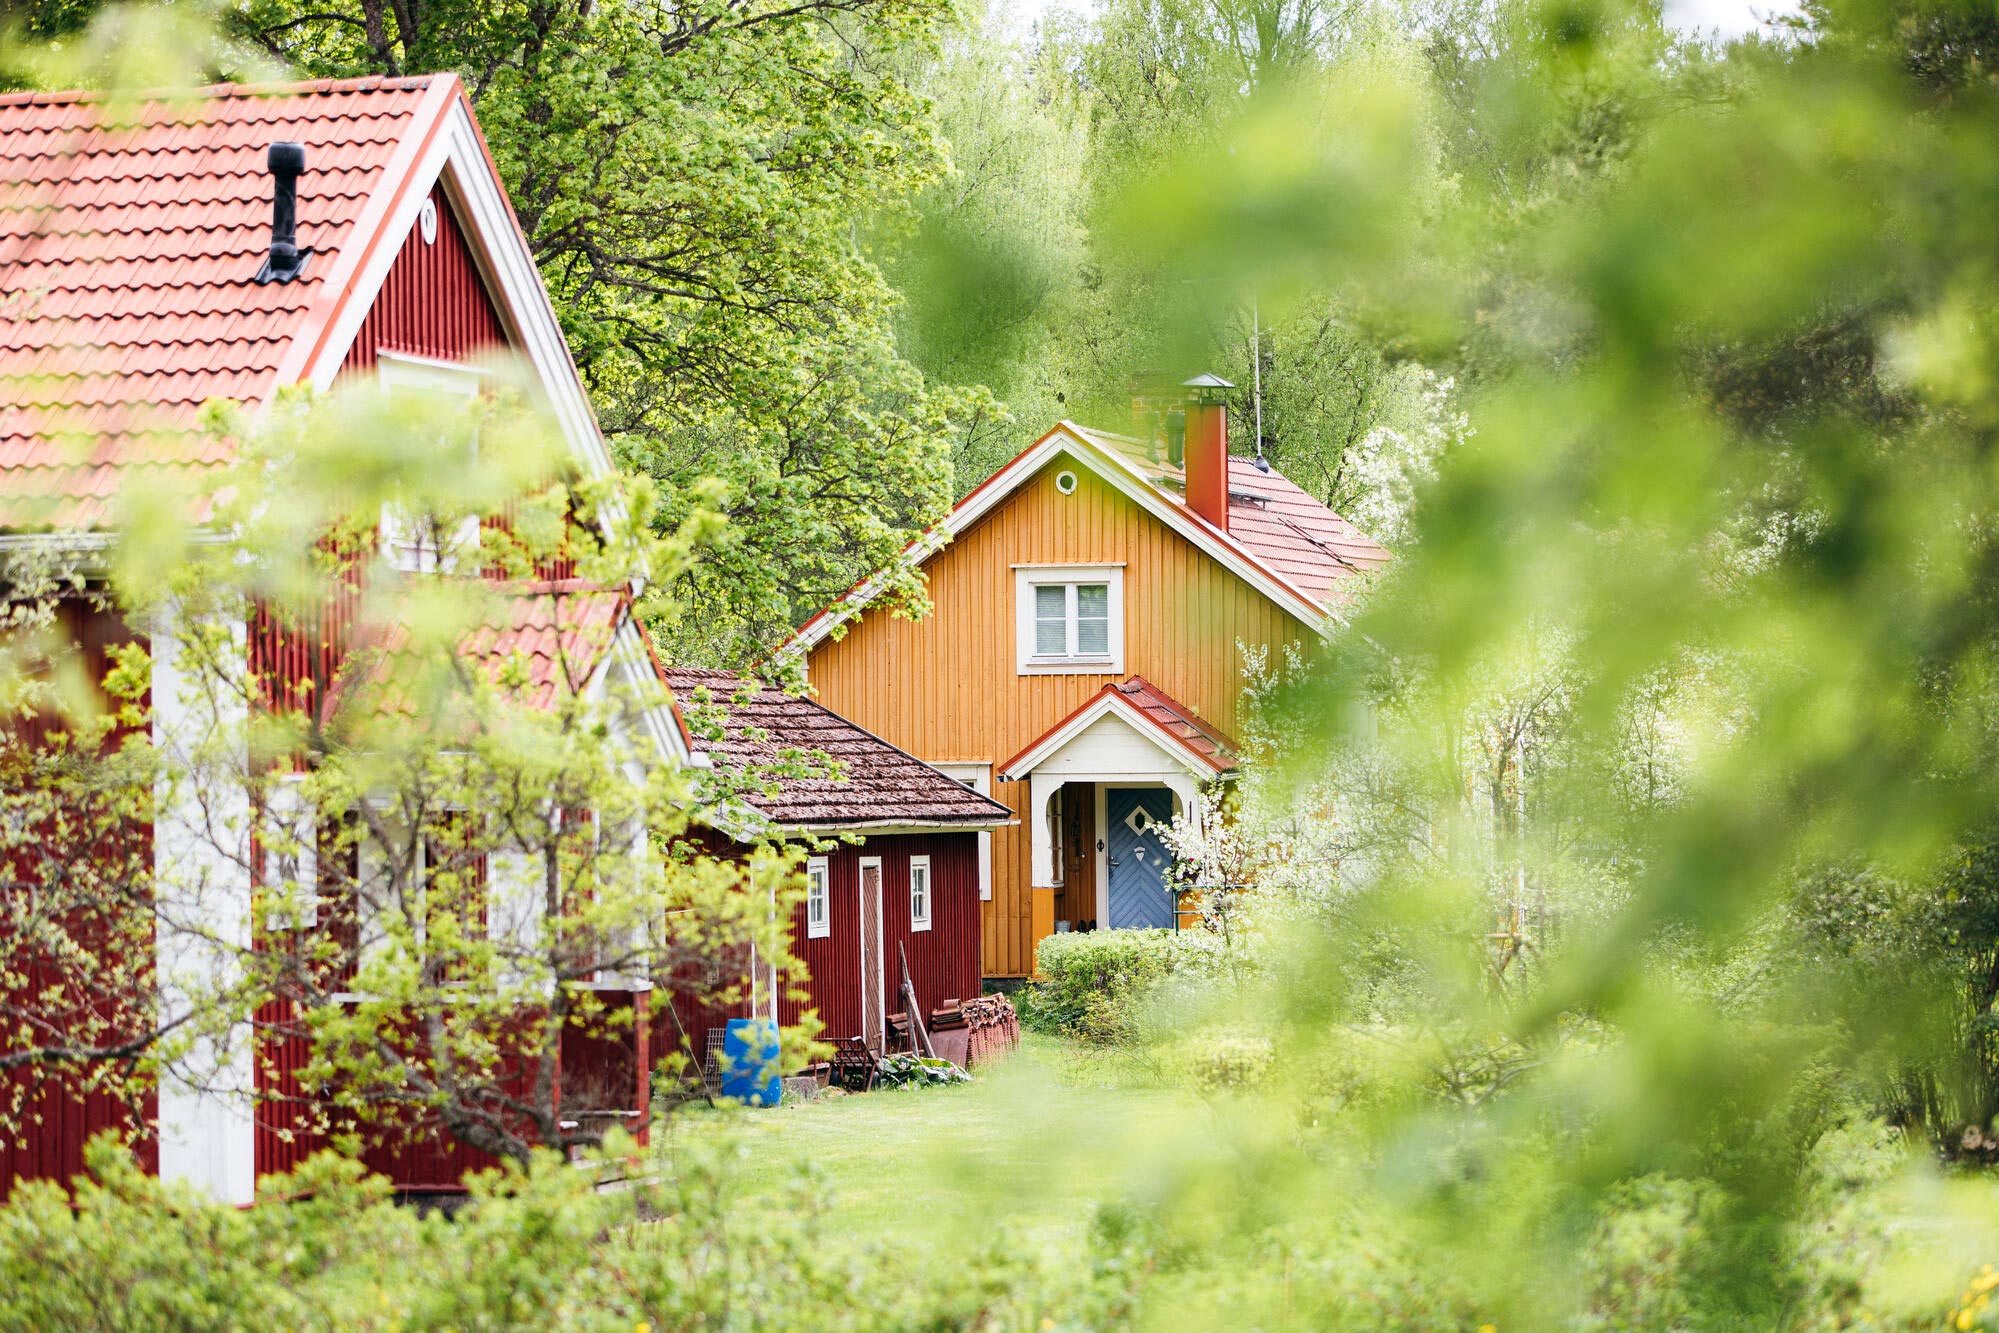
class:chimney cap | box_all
[267,140,306,176]
[1181,372,1234,403]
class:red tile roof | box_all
[330,579,631,722]
[664,667,1013,833]
[1077,428,1393,605]
[1113,675,1239,771]
[0,76,445,527]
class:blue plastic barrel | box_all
[721,1018,781,1107]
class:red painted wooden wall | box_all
[656,831,983,1074]
[251,187,515,1185]
[0,600,158,1200]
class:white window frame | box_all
[261,772,317,929]
[1013,564,1125,675]
[378,351,487,573]
[908,855,932,932]
[932,762,994,901]
[805,856,831,939]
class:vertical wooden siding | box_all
[338,184,507,372]
[806,462,1314,976]
[656,832,982,1071]
[251,186,514,1185]
[778,835,982,1042]
[0,599,158,1200]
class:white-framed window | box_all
[806,856,831,939]
[1013,565,1125,675]
[261,772,317,929]
[378,351,486,573]
[932,762,994,901]
[909,855,932,932]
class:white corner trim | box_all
[151,605,257,1205]
[930,762,994,902]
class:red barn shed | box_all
[661,669,1012,1066]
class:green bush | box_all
[1020,929,1197,1035]
[0,1133,1143,1332]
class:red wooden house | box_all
[660,669,1011,1061]
[0,75,685,1203]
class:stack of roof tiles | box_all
[0,77,436,526]
[664,666,1010,831]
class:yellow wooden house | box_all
[783,380,1390,977]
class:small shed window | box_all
[909,855,932,932]
[806,857,831,939]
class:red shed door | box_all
[858,857,885,1050]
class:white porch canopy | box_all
[999,686,1229,891]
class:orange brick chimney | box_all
[1182,373,1233,531]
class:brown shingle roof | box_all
[664,667,1011,833]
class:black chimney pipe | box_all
[257,142,309,285]
[1166,408,1186,468]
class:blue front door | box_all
[1105,787,1176,929]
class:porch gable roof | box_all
[996,676,1239,784]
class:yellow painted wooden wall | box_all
[805,455,1314,977]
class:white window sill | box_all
[1018,656,1119,676]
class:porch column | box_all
[1027,772,1062,888]
[1163,774,1203,840]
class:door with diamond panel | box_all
[1104,787,1176,929]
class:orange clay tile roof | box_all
[1081,430,1393,606]
[329,580,632,721]
[0,77,440,527]
[663,666,1012,832]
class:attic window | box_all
[378,351,486,573]
[1013,565,1125,676]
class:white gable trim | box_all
[997,690,1228,784]
[785,423,1332,659]
[294,88,613,481]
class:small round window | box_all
[1055,470,1079,495]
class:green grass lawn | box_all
[652,1034,1211,1252]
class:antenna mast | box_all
[1251,295,1265,461]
